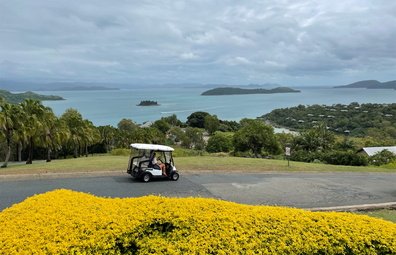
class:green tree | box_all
[42,110,70,162]
[21,99,46,164]
[117,118,137,132]
[0,103,23,167]
[187,111,209,128]
[152,119,170,134]
[181,127,205,149]
[161,114,181,127]
[97,125,116,153]
[206,133,233,153]
[233,119,282,158]
[275,132,295,150]
[170,126,185,143]
[204,114,220,135]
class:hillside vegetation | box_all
[0,90,64,104]
[261,102,396,143]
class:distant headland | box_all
[38,86,120,91]
[333,80,396,89]
[201,87,301,96]
[137,100,160,106]
[0,90,64,104]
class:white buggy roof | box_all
[130,143,174,152]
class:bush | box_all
[1,190,395,254]
[320,151,368,166]
[206,133,233,153]
[165,137,175,146]
[109,148,130,156]
[290,150,368,166]
[289,150,318,163]
[172,148,210,157]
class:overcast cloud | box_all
[0,0,395,86]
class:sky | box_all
[0,0,395,87]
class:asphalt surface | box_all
[1,172,395,212]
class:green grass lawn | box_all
[1,154,394,175]
[354,210,396,224]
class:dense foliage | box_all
[233,118,282,157]
[201,87,300,95]
[186,111,209,128]
[261,102,396,145]
[0,90,64,104]
[1,190,394,254]
[137,100,158,106]
[206,132,233,153]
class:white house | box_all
[357,146,396,157]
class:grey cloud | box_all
[0,0,395,86]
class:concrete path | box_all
[1,171,395,212]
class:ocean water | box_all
[38,88,396,127]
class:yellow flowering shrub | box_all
[0,190,395,254]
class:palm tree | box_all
[21,99,46,164]
[0,103,23,167]
[42,110,70,162]
[80,119,100,157]
[97,125,116,152]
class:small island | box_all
[201,87,301,96]
[137,100,160,106]
[0,90,64,104]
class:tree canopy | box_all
[233,118,282,158]
[187,111,209,128]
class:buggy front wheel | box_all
[170,172,179,181]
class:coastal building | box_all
[357,146,396,157]
[139,121,153,129]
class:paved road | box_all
[1,173,395,212]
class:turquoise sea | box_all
[38,88,396,127]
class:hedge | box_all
[0,190,395,254]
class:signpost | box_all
[285,147,291,166]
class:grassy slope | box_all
[355,210,396,224]
[1,155,394,175]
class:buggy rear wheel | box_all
[170,172,179,181]
[142,173,151,182]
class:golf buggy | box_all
[127,143,179,182]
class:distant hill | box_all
[0,90,64,104]
[201,87,300,96]
[333,80,396,89]
[189,83,280,89]
[48,86,120,91]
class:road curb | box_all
[306,202,396,212]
